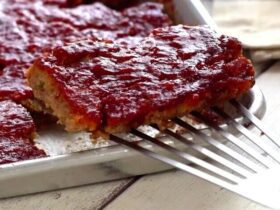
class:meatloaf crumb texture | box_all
[28,25,255,135]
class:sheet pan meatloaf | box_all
[0,101,46,164]
[0,0,171,103]
[28,25,255,135]
[0,0,171,164]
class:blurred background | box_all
[202,0,280,74]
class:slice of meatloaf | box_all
[28,25,255,135]
[0,100,46,164]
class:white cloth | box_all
[212,0,280,62]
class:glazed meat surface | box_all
[28,25,255,135]
[0,0,171,102]
[0,101,46,164]
[64,0,173,10]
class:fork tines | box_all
[109,99,280,209]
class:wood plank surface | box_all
[105,171,269,210]
[0,178,135,210]
[104,62,280,210]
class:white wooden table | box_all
[1,2,279,210]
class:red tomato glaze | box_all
[35,25,254,129]
[0,0,171,102]
[0,100,46,164]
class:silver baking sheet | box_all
[0,0,266,198]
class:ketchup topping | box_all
[35,25,254,129]
[0,0,171,102]
[0,100,46,164]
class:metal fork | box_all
[110,99,280,209]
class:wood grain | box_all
[0,178,133,210]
